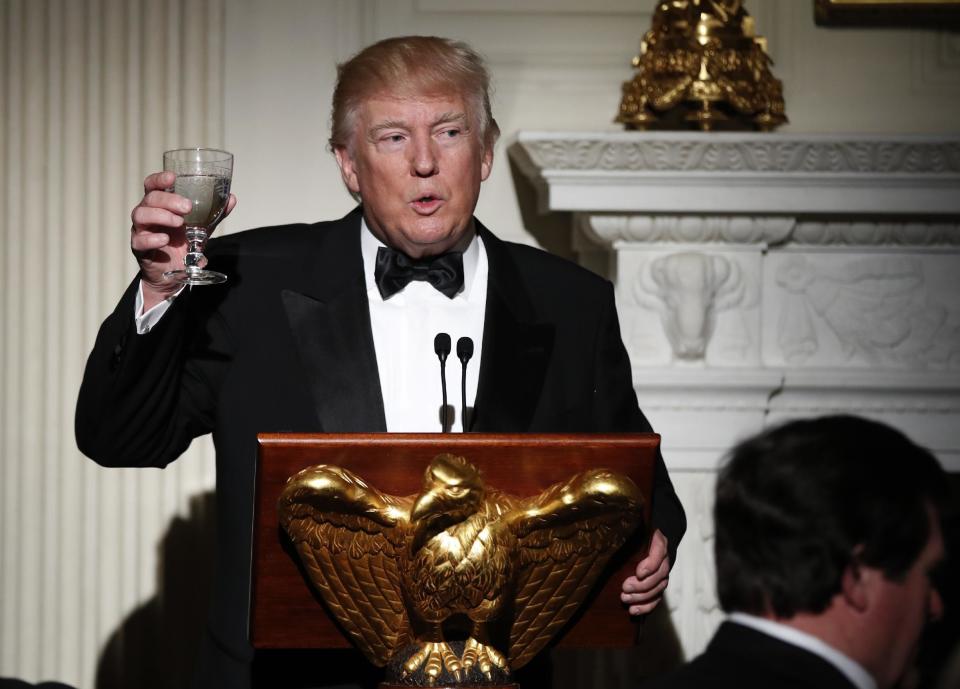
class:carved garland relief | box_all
[773,255,960,368]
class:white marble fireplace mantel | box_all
[511,131,960,215]
[510,131,960,657]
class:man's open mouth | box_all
[411,195,442,213]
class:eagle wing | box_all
[505,469,644,669]
[277,464,414,666]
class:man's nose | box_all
[410,137,438,177]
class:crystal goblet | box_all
[162,147,233,286]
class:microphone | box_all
[434,333,451,433]
[456,337,474,432]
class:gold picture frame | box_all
[814,0,960,25]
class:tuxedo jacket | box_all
[76,207,686,685]
[641,622,860,689]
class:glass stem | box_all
[184,227,209,272]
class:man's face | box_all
[334,92,493,259]
[866,510,945,689]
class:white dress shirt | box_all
[134,284,182,334]
[728,612,877,689]
[361,219,487,432]
[134,220,489,432]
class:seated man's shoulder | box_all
[639,655,728,689]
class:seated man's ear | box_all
[840,547,873,613]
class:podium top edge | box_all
[256,432,660,447]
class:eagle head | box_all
[410,454,484,525]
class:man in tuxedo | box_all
[643,415,946,689]
[76,36,685,688]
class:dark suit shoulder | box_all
[497,237,610,290]
[207,212,357,258]
[481,231,614,318]
[176,209,363,324]
[641,623,858,689]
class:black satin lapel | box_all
[472,292,554,432]
[281,288,386,433]
[471,225,553,432]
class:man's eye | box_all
[441,129,460,138]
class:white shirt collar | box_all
[728,613,877,689]
[360,217,481,302]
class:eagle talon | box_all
[402,642,462,684]
[461,637,508,678]
[462,644,478,670]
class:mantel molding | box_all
[579,215,960,247]
[513,132,960,174]
[510,132,960,215]
[581,215,796,246]
[791,220,960,246]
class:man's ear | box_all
[841,550,872,613]
[480,144,493,182]
[334,145,361,195]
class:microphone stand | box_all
[456,337,474,432]
[434,333,451,433]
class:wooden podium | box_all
[250,432,659,653]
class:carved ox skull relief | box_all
[638,252,744,360]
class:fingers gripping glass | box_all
[162,147,233,286]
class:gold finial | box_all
[616,0,787,131]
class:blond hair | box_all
[330,36,500,152]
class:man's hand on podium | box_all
[620,529,670,615]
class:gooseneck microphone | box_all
[434,333,451,433]
[456,337,474,432]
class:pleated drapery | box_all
[1,1,224,686]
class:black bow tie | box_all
[374,246,464,300]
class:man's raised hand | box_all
[130,171,237,310]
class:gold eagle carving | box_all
[277,454,643,684]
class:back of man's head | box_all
[715,414,946,618]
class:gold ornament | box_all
[616,0,787,131]
[277,453,644,685]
